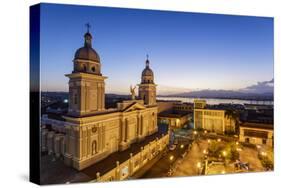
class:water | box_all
[157,96,273,105]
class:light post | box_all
[168,155,174,176]
[222,150,227,157]
[169,155,174,161]
[203,149,207,155]
[193,130,198,142]
[261,151,267,157]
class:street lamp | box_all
[207,139,211,143]
[261,152,267,157]
[169,155,174,161]
[180,144,184,149]
[236,148,242,152]
[217,138,221,142]
[222,151,227,157]
[193,131,198,135]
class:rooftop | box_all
[81,124,168,179]
[158,110,190,118]
[240,122,273,130]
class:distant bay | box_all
[157,96,273,105]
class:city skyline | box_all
[40,3,274,94]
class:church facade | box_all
[41,29,160,170]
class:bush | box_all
[208,141,225,158]
[258,150,274,170]
[208,141,239,162]
[225,142,240,161]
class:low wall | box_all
[92,134,169,182]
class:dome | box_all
[142,66,154,77]
[74,47,100,62]
[141,58,154,84]
[74,31,100,62]
[142,59,154,76]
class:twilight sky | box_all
[40,3,274,94]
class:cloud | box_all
[157,85,192,95]
[241,79,274,94]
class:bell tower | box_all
[66,24,107,116]
[138,55,157,106]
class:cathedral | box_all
[41,28,160,170]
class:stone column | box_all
[96,172,101,181]
[136,116,139,136]
[97,83,101,111]
[115,161,120,180]
[54,134,62,158]
[122,119,126,142]
[87,127,91,157]
[129,153,133,175]
[140,116,143,135]
[41,129,48,152]
[60,136,65,156]
[102,84,105,110]
[140,147,144,165]
[47,131,55,155]
[125,119,129,142]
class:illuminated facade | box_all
[193,100,236,134]
[41,30,160,170]
[158,113,190,128]
[239,122,273,147]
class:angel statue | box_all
[130,85,137,100]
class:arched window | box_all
[92,140,97,155]
[91,66,95,72]
[83,64,87,71]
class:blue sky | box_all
[40,3,274,94]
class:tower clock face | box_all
[92,127,97,133]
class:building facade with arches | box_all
[41,29,160,170]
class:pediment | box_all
[122,102,146,112]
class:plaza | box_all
[140,128,273,179]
